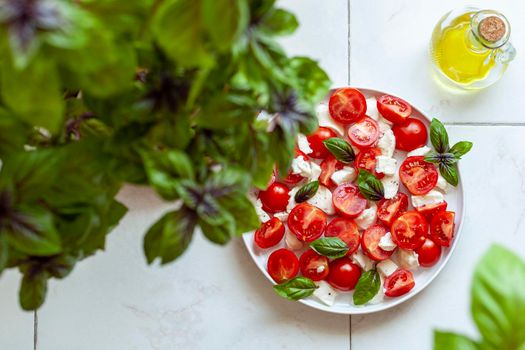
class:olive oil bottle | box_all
[430,8,516,91]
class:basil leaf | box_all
[295,181,319,203]
[450,141,473,159]
[425,152,457,165]
[439,162,459,187]
[357,169,384,201]
[434,331,479,350]
[309,237,349,259]
[20,271,48,311]
[323,137,355,163]
[353,269,381,305]
[430,118,449,153]
[273,276,318,301]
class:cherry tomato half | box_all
[354,147,384,178]
[416,238,442,267]
[415,201,447,222]
[377,192,409,227]
[384,268,415,297]
[284,149,309,185]
[254,217,285,249]
[319,155,344,187]
[307,127,337,159]
[390,211,428,250]
[392,118,428,152]
[328,87,367,124]
[324,218,360,255]
[430,211,455,247]
[259,182,290,213]
[299,249,330,281]
[332,183,367,218]
[399,156,438,195]
[287,203,328,242]
[326,257,362,291]
[377,95,412,124]
[267,249,299,283]
[348,116,379,148]
[362,224,395,261]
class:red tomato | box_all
[332,183,367,218]
[415,201,447,222]
[326,257,362,291]
[299,249,329,281]
[354,147,384,178]
[348,116,379,148]
[430,211,455,247]
[284,149,309,185]
[399,156,438,195]
[267,248,299,283]
[390,211,428,250]
[392,118,428,152]
[319,155,344,187]
[416,238,442,267]
[254,218,285,249]
[324,218,360,255]
[362,224,395,261]
[306,127,337,159]
[259,182,290,213]
[384,268,415,297]
[377,193,409,226]
[328,87,366,124]
[377,95,412,124]
[287,203,327,242]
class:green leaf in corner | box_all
[353,269,381,305]
[309,237,349,259]
[20,271,49,311]
[295,181,319,203]
[434,331,479,350]
[439,163,459,187]
[323,137,355,163]
[430,118,450,153]
[357,169,384,201]
[450,141,473,159]
[273,276,317,301]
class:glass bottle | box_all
[430,7,516,91]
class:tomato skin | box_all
[390,211,428,250]
[332,183,368,218]
[399,156,438,195]
[259,182,290,213]
[284,149,309,185]
[392,118,428,152]
[348,116,379,148]
[415,201,447,222]
[324,218,360,255]
[416,238,442,267]
[328,87,367,124]
[307,127,337,159]
[287,203,328,242]
[355,148,384,178]
[299,249,330,281]
[326,257,362,291]
[254,218,285,249]
[430,211,455,247]
[319,155,344,187]
[377,95,412,124]
[377,193,409,226]
[267,249,299,283]
[362,224,395,261]
[384,268,415,297]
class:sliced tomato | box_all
[390,211,428,250]
[324,218,360,255]
[354,147,384,178]
[328,87,366,124]
[392,118,428,152]
[267,248,299,283]
[430,211,455,247]
[384,268,415,297]
[307,127,337,159]
[332,183,367,218]
[319,155,344,187]
[284,149,309,185]
[399,156,438,195]
[299,249,330,281]
[362,224,395,261]
[415,201,447,222]
[254,218,285,249]
[377,192,409,226]
[326,257,362,291]
[287,203,328,242]
[259,182,290,213]
[348,116,379,148]
[416,238,442,267]
[377,95,412,124]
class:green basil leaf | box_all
[273,276,318,301]
[323,137,355,163]
[295,181,319,203]
[357,169,384,201]
[430,118,449,153]
[353,269,381,305]
[425,152,458,165]
[424,150,441,164]
[0,236,8,275]
[434,331,479,350]
[439,162,459,187]
[45,255,77,279]
[309,237,349,259]
[20,270,48,311]
[218,194,259,235]
[450,141,473,159]
[260,8,299,36]
[202,0,249,50]
[198,212,236,245]
[471,245,525,350]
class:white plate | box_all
[242,87,464,314]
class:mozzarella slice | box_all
[273,211,288,222]
[355,203,377,230]
[394,249,420,270]
[407,146,431,157]
[297,133,313,155]
[378,232,397,251]
[286,187,299,212]
[377,129,395,157]
[351,250,376,271]
[366,97,379,120]
[436,174,449,193]
[411,189,445,208]
[316,104,345,136]
[381,174,399,199]
[307,185,335,215]
[285,229,303,250]
[255,199,270,223]
[377,259,398,277]
[309,162,322,181]
[331,166,357,185]
[375,156,397,176]
[378,120,392,133]
[291,156,311,177]
[313,280,338,306]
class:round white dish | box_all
[242,87,465,314]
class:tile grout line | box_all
[34,310,38,350]
[347,0,352,349]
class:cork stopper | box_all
[479,16,506,42]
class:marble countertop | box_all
[1,0,525,349]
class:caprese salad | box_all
[250,87,472,307]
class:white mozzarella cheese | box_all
[313,280,338,306]
[297,133,313,155]
[407,146,431,157]
[355,203,377,230]
[255,199,270,223]
[309,162,322,181]
[377,259,398,277]
[285,229,304,250]
[291,156,311,177]
[378,120,392,133]
[381,174,400,199]
[331,166,357,185]
[351,250,376,271]
[436,174,449,193]
[394,249,420,270]
[375,156,397,175]
[379,116,393,126]
[307,185,335,215]
[377,129,395,157]
[273,211,289,222]
[316,104,345,136]
[411,189,445,208]
[378,232,397,251]
[286,187,299,212]
[366,97,379,120]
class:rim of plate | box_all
[242,87,465,315]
